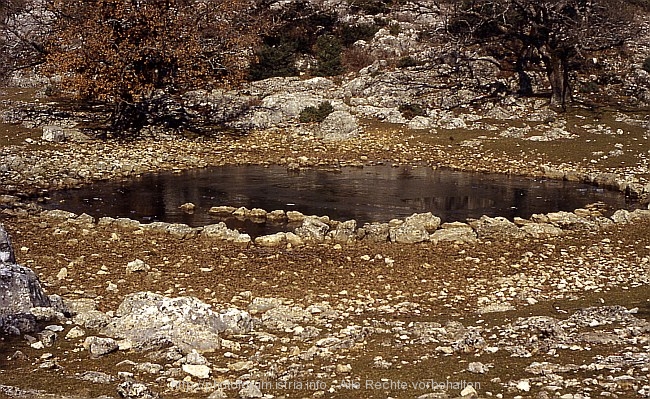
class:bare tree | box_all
[444,0,640,109]
[0,0,52,83]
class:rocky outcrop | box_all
[101,292,254,353]
[0,223,16,264]
[319,111,360,141]
[329,220,357,243]
[358,222,391,243]
[0,224,51,335]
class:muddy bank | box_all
[1,112,650,204]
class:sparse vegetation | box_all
[299,101,334,123]
[342,47,376,72]
[249,42,299,81]
[339,23,380,46]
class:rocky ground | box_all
[0,88,650,399]
[0,200,649,399]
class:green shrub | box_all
[643,56,650,73]
[314,35,343,77]
[339,23,380,46]
[398,103,426,119]
[299,102,334,123]
[249,42,299,80]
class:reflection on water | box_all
[44,165,632,235]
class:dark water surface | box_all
[44,165,632,235]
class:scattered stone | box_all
[182,364,211,379]
[83,336,119,358]
[515,379,531,392]
[116,381,159,399]
[467,361,490,374]
[75,370,115,384]
[42,125,66,142]
[179,202,196,213]
[238,382,263,399]
[477,302,515,314]
[126,259,150,274]
[460,385,479,397]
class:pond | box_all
[44,165,632,236]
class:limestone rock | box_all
[389,223,429,244]
[166,223,197,239]
[319,111,360,141]
[208,206,236,216]
[404,212,441,233]
[238,382,263,399]
[182,364,211,379]
[0,223,16,264]
[248,297,282,315]
[0,226,51,334]
[329,220,357,243]
[521,223,564,238]
[201,223,251,245]
[179,202,196,213]
[42,125,66,142]
[407,116,435,130]
[544,211,593,229]
[101,292,253,353]
[611,209,650,223]
[359,222,390,243]
[254,232,286,247]
[286,211,305,222]
[126,259,150,274]
[116,381,159,399]
[470,216,525,240]
[430,226,477,244]
[83,336,119,358]
[389,212,440,244]
[294,217,330,241]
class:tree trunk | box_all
[546,53,570,110]
[516,53,533,96]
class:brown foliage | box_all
[43,0,265,131]
[342,46,377,72]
